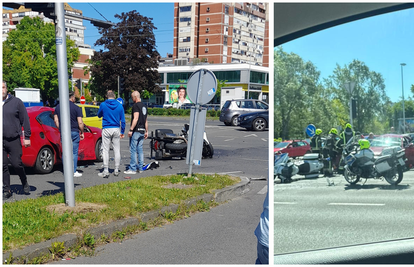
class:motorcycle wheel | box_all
[165,142,187,151]
[202,142,214,158]
[384,166,403,185]
[344,168,360,185]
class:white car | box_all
[162,102,173,109]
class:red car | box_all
[370,134,414,169]
[17,106,103,173]
[274,140,311,158]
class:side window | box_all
[235,101,241,108]
[243,101,253,108]
[37,111,56,128]
[85,107,98,118]
[297,142,305,146]
[256,101,268,110]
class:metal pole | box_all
[349,97,353,126]
[55,2,75,207]
[401,63,406,134]
[188,71,204,177]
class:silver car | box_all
[219,99,269,126]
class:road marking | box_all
[274,202,296,205]
[257,185,268,194]
[261,138,267,142]
[241,158,268,162]
[224,138,235,141]
[328,203,385,206]
[244,134,258,137]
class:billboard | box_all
[169,85,192,107]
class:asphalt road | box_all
[4,116,269,264]
[274,169,414,256]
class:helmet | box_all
[345,123,352,129]
[359,139,370,150]
[315,129,322,135]
[329,128,338,135]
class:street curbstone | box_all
[213,176,250,203]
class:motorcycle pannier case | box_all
[345,154,356,166]
[302,153,319,160]
[375,156,392,174]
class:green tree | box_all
[88,10,162,104]
[2,16,79,104]
[274,47,323,139]
[324,60,389,134]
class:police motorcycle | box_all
[343,138,405,185]
[274,152,324,183]
[149,123,214,160]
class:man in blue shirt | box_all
[54,91,84,177]
[98,90,125,177]
[254,191,269,264]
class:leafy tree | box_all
[274,47,322,139]
[324,60,389,134]
[2,16,79,104]
[88,10,162,104]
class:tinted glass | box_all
[37,111,56,128]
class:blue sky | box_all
[68,2,174,57]
[278,7,414,103]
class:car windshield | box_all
[274,142,289,148]
[274,3,414,260]
[371,138,401,147]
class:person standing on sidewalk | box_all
[54,91,84,177]
[98,90,125,178]
[254,191,269,264]
[3,81,31,199]
[124,90,148,175]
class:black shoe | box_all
[3,191,12,200]
[23,182,30,194]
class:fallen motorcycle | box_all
[343,144,405,185]
[274,152,324,183]
[149,123,214,160]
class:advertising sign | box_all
[169,85,192,107]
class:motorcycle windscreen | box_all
[186,107,207,165]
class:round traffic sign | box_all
[80,96,85,104]
[306,124,316,137]
[186,69,217,105]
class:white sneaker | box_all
[114,170,119,176]
[74,171,82,177]
[124,170,136,175]
[98,171,109,178]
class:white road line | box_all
[257,185,268,195]
[224,138,235,141]
[261,138,267,142]
[328,203,385,206]
[274,202,297,205]
[241,158,268,162]
[244,134,258,137]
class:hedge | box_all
[125,108,220,117]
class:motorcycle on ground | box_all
[274,152,324,183]
[343,142,405,185]
[149,124,214,160]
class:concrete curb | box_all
[3,175,251,263]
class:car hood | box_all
[370,146,385,156]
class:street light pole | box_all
[401,63,406,134]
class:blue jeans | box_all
[129,131,145,171]
[71,131,80,173]
[255,242,269,264]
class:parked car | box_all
[237,110,268,131]
[274,140,311,158]
[369,134,414,169]
[219,99,268,126]
[16,106,103,174]
[76,104,102,129]
[163,101,173,109]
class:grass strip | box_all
[3,173,238,252]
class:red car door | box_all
[37,111,62,157]
[78,126,96,161]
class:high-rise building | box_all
[173,2,269,67]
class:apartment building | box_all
[2,4,93,96]
[173,2,269,67]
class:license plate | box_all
[399,158,405,166]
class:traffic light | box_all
[352,99,357,119]
[119,78,126,93]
